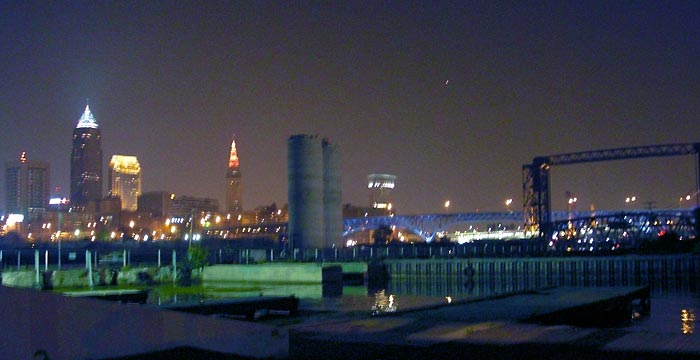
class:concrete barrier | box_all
[0,270,36,288]
[204,263,337,283]
[2,262,369,289]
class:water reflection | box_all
[681,308,696,334]
[371,289,397,315]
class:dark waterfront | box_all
[138,255,700,336]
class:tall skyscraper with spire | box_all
[70,104,103,209]
[225,135,242,214]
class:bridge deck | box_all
[289,287,700,359]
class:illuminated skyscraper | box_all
[5,151,50,218]
[70,105,103,209]
[225,135,242,214]
[368,173,396,214]
[108,155,141,211]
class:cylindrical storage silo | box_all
[323,140,343,248]
[288,135,325,250]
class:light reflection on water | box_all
[681,308,696,334]
[371,290,396,315]
[387,274,700,335]
[621,293,700,336]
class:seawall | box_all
[203,262,367,282]
[385,254,700,288]
[1,262,369,288]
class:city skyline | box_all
[2,2,700,214]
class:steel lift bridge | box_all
[523,142,700,242]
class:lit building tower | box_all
[368,173,396,214]
[288,135,342,251]
[70,104,103,209]
[108,155,142,211]
[5,151,50,219]
[225,135,242,214]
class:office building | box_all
[138,191,172,218]
[225,135,242,214]
[70,105,103,209]
[368,173,396,214]
[5,151,50,218]
[138,191,219,220]
[108,155,141,211]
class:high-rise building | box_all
[225,135,242,214]
[368,173,396,214]
[70,105,103,209]
[138,191,220,220]
[4,151,50,218]
[108,155,141,211]
[287,135,342,250]
[138,191,172,218]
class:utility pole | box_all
[643,201,656,212]
[188,208,194,249]
[57,212,63,270]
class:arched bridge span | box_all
[344,209,697,244]
[344,212,526,242]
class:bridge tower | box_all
[522,157,551,239]
[523,142,700,241]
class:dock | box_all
[161,295,299,320]
[63,289,149,303]
[288,286,700,359]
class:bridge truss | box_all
[523,142,700,239]
[344,212,524,242]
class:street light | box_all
[505,198,513,213]
[566,192,577,220]
[444,200,450,212]
[680,194,693,208]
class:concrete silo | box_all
[288,135,325,250]
[287,135,343,251]
[323,140,343,248]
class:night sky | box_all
[1,1,699,215]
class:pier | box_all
[289,286,700,360]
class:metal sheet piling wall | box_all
[385,255,700,291]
